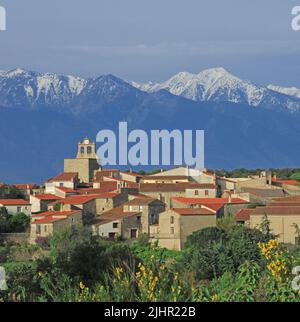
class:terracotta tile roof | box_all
[172,197,248,204]
[32,194,63,201]
[235,208,253,221]
[77,185,117,195]
[241,188,285,198]
[94,170,120,181]
[201,203,225,212]
[47,172,78,183]
[55,187,77,193]
[53,193,119,206]
[142,175,189,181]
[269,201,300,207]
[53,195,97,205]
[172,208,216,216]
[32,217,65,224]
[251,206,300,216]
[140,183,216,192]
[0,199,30,205]
[272,178,299,186]
[272,196,300,202]
[92,206,141,226]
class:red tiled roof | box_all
[140,183,216,192]
[269,201,300,207]
[53,195,97,205]
[251,206,300,216]
[92,205,141,225]
[172,208,215,216]
[142,175,189,181]
[55,187,76,193]
[32,194,63,201]
[201,203,225,212]
[47,172,78,183]
[172,197,248,204]
[53,193,119,206]
[0,199,30,205]
[235,208,253,221]
[32,217,65,224]
[272,178,299,186]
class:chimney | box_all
[228,194,232,203]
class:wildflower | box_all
[211,294,218,302]
[79,282,86,290]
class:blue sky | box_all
[1,0,300,86]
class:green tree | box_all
[184,225,268,280]
[49,226,137,285]
[8,213,30,233]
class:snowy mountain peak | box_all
[267,84,300,100]
[131,67,300,111]
[1,67,300,112]
[0,67,31,77]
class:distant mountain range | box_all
[1,67,300,183]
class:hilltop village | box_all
[1,137,300,250]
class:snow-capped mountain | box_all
[133,67,300,111]
[1,67,300,113]
[267,84,300,100]
[0,68,87,109]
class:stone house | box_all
[0,199,31,215]
[30,194,63,213]
[48,195,97,224]
[91,206,142,240]
[30,210,82,243]
[156,208,217,250]
[122,197,165,234]
[250,205,300,244]
[45,172,79,194]
[139,182,216,209]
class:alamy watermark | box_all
[292,6,300,31]
[0,266,7,291]
[0,5,6,31]
[96,122,204,169]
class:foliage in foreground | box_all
[1,225,300,302]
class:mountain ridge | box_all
[1,67,300,112]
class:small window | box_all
[87,146,92,154]
[17,206,21,212]
[80,147,85,154]
[170,216,174,224]
[137,216,142,224]
[205,190,209,196]
[113,222,118,229]
[60,182,64,187]
[195,190,199,196]
[170,227,174,235]
[44,226,48,232]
